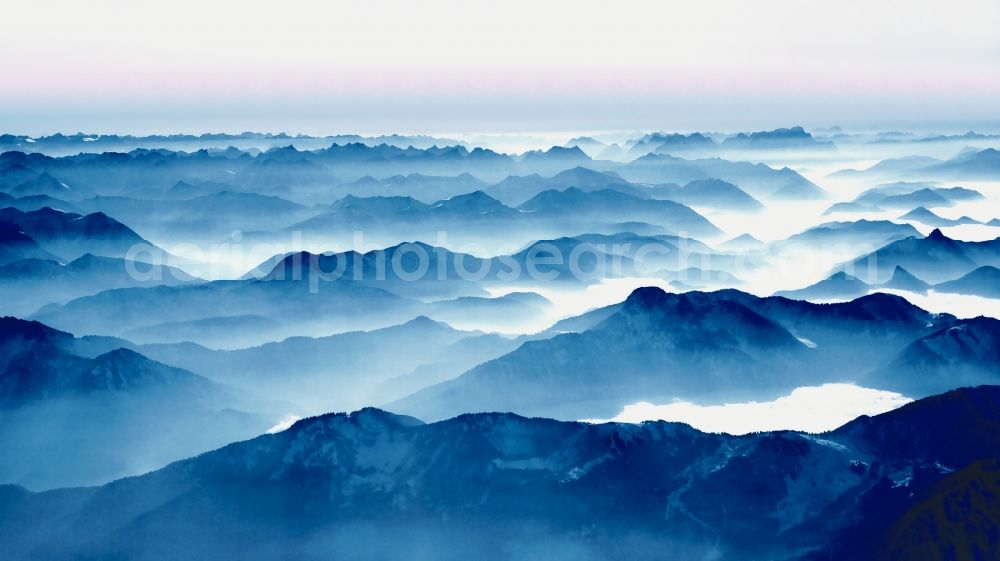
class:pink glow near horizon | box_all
[1,0,997,132]
[7,66,998,102]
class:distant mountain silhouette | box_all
[822,201,883,215]
[9,172,73,198]
[649,178,764,211]
[31,275,421,345]
[718,233,767,252]
[516,187,722,238]
[878,265,931,294]
[486,167,644,205]
[563,136,607,157]
[626,131,716,157]
[140,316,487,413]
[878,188,954,208]
[841,228,1000,283]
[780,220,920,250]
[120,314,281,348]
[619,153,826,200]
[345,172,489,202]
[720,126,835,151]
[286,187,722,242]
[0,192,81,213]
[832,149,1000,181]
[934,265,1000,297]
[427,291,551,330]
[850,182,983,208]
[774,271,869,301]
[0,253,200,316]
[0,207,169,262]
[78,191,317,240]
[898,206,981,227]
[928,147,1000,178]
[260,242,490,299]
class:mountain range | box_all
[31,275,421,346]
[898,206,981,227]
[832,148,1000,181]
[0,254,199,316]
[0,207,171,263]
[390,287,961,420]
[840,228,1000,283]
[776,263,1000,301]
[0,317,274,489]
[0,385,996,560]
[138,316,517,413]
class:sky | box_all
[2,0,998,135]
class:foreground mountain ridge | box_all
[0,385,997,561]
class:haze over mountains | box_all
[0,125,998,559]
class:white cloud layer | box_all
[585,384,912,435]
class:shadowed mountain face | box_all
[0,207,168,262]
[259,242,492,299]
[842,229,1000,284]
[138,316,511,413]
[780,220,921,251]
[0,222,58,265]
[774,271,870,301]
[8,172,73,198]
[0,254,200,316]
[485,166,644,205]
[0,317,274,489]
[648,178,764,211]
[0,386,997,561]
[77,191,319,241]
[864,317,1000,397]
[390,288,955,421]
[879,265,931,293]
[716,290,956,369]
[860,459,1000,561]
[934,265,1000,298]
[30,278,422,346]
[280,186,723,248]
[392,287,810,420]
[773,263,956,302]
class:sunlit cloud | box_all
[584,384,913,434]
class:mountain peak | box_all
[287,407,426,435]
[349,407,426,428]
[623,286,671,310]
[400,315,455,331]
[889,265,923,283]
[927,228,949,241]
